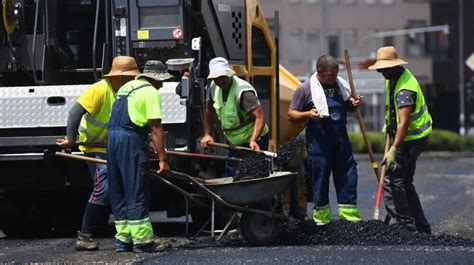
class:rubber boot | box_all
[75,231,99,251]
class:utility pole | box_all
[321,0,329,55]
[458,0,465,135]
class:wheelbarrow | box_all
[54,151,296,245]
[152,170,297,246]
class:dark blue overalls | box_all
[306,85,361,225]
[107,84,155,246]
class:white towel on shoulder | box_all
[309,73,352,117]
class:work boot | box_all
[115,239,133,252]
[75,231,99,251]
[133,242,169,253]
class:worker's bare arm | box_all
[288,108,319,123]
[392,105,412,148]
[149,119,170,175]
[248,105,266,151]
[201,101,216,148]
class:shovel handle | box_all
[208,141,248,151]
[207,141,277,158]
[166,150,242,162]
[55,151,107,164]
[373,135,391,220]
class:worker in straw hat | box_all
[200,57,269,176]
[57,56,140,250]
[369,46,433,234]
[106,60,172,253]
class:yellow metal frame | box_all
[232,0,278,151]
[2,0,16,35]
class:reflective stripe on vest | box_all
[211,76,269,146]
[385,69,432,141]
[78,79,115,152]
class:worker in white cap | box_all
[200,57,269,176]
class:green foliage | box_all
[348,132,385,153]
[349,129,471,153]
[462,135,474,152]
[426,129,462,151]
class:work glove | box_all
[382,146,397,168]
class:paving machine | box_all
[0,0,303,237]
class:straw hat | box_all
[137,60,174,82]
[103,56,140,77]
[207,57,235,79]
[368,46,408,70]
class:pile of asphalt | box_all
[232,138,304,180]
[212,219,474,247]
[276,138,304,170]
[276,219,474,247]
[235,152,270,180]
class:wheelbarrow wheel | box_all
[240,212,280,246]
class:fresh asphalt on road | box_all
[0,153,474,263]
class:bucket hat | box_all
[207,57,235,79]
[368,46,408,70]
[137,60,174,81]
[103,56,140,77]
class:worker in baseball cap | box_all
[200,57,269,176]
[369,46,432,234]
[107,60,172,253]
[57,56,140,250]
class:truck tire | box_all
[0,202,52,238]
[240,212,281,246]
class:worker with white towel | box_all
[288,55,362,225]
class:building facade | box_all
[260,0,472,133]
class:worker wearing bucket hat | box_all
[107,60,172,253]
[200,57,269,176]
[288,55,362,225]
[57,56,140,251]
[370,46,432,234]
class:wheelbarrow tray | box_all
[200,171,297,206]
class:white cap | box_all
[207,57,236,79]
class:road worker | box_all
[288,55,362,226]
[200,57,269,176]
[369,46,432,234]
[107,60,172,253]
[56,56,139,250]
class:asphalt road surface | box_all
[1,152,474,264]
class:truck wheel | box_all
[240,212,280,246]
[0,202,52,238]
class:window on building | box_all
[365,0,377,5]
[328,34,340,57]
[289,30,303,62]
[342,29,357,54]
[405,20,427,57]
[307,32,321,70]
[341,0,357,4]
[304,0,319,3]
[426,29,450,60]
[381,0,394,5]
[328,0,339,4]
[288,0,300,3]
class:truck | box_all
[0,0,303,237]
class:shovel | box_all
[373,135,391,220]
